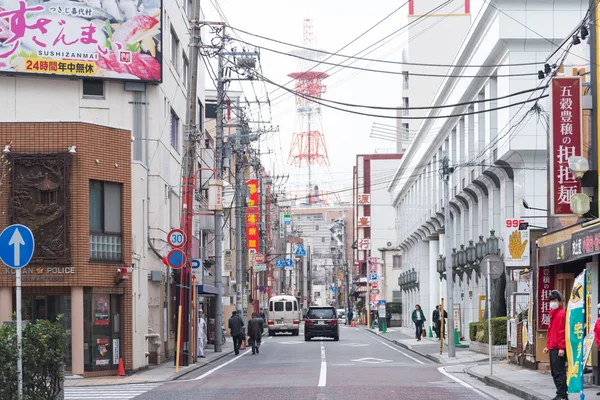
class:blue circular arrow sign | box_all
[167,249,186,270]
[0,224,35,269]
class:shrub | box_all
[386,302,402,314]
[469,317,507,345]
[0,317,66,400]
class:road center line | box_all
[371,337,425,365]
[437,367,493,399]
[318,342,327,387]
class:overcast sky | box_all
[201,0,485,202]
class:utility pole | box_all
[235,113,243,314]
[441,153,455,357]
[175,0,202,366]
[212,24,226,353]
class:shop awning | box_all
[538,219,600,266]
[197,284,218,295]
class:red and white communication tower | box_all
[288,19,335,204]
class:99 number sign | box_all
[167,229,186,249]
[505,219,525,229]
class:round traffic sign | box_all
[254,253,265,263]
[166,249,186,269]
[259,285,265,292]
[481,255,504,279]
[167,229,186,248]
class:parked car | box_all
[304,306,339,341]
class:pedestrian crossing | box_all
[64,383,162,399]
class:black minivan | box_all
[304,306,339,341]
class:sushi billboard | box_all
[0,0,162,82]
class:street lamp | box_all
[476,235,486,262]
[487,230,499,256]
[452,248,458,269]
[458,244,466,267]
[568,155,589,180]
[571,193,591,217]
[465,240,476,281]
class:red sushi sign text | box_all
[0,0,162,82]
[246,180,259,250]
[550,77,582,215]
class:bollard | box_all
[371,320,375,329]
[382,322,387,333]
[428,326,433,338]
[454,328,461,347]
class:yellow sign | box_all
[571,282,583,303]
[24,58,96,75]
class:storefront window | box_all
[84,294,121,371]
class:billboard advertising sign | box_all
[0,0,162,81]
[246,180,259,250]
[550,77,582,215]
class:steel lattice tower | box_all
[288,19,331,204]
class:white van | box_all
[267,295,300,336]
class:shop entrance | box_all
[556,273,575,305]
[83,294,122,372]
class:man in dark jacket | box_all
[247,312,263,354]
[543,290,568,400]
[228,311,244,355]
[432,305,440,338]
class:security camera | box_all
[3,145,10,154]
[68,146,77,154]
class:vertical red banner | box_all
[246,180,259,250]
[537,265,555,330]
[550,77,582,215]
[408,0,414,15]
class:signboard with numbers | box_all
[537,265,555,331]
[0,0,163,81]
[550,77,582,215]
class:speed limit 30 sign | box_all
[168,229,186,248]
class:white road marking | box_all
[437,367,493,399]
[370,337,426,365]
[64,383,161,399]
[318,342,327,387]
[171,348,252,383]
[351,357,393,364]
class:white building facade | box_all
[389,0,588,336]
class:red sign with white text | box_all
[246,179,259,250]
[550,77,582,215]
[537,265,555,330]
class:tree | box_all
[0,317,66,400]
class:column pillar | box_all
[429,240,440,312]
[0,286,12,323]
[71,287,84,376]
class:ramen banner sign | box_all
[0,0,162,81]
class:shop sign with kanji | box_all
[550,77,582,215]
[537,265,555,330]
[0,0,162,81]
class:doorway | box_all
[556,273,575,307]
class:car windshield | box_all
[307,308,335,319]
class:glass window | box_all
[170,109,179,151]
[89,180,122,261]
[402,97,409,116]
[293,301,298,311]
[269,302,273,312]
[307,308,335,319]
[285,302,293,311]
[83,79,104,97]
[170,28,179,72]
[183,54,189,87]
[274,302,284,312]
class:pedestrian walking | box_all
[412,305,426,341]
[432,305,440,339]
[228,310,245,355]
[248,312,263,354]
[386,310,391,328]
[543,290,568,400]
[347,309,354,325]
[197,311,207,358]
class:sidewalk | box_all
[365,325,488,364]
[466,362,600,400]
[65,340,235,387]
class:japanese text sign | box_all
[246,180,259,251]
[0,0,162,81]
[357,216,370,228]
[550,77,582,215]
[537,265,554,330]
[357,194,370,205]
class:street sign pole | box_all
[487,258,492,377]
[16,267,22,400]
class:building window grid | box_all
[170,27,179,72]
[170,109,180,151]
[89,180,122,261]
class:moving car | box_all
[267,295,300,336]
[336,308,347,325]
[304,306,339,341]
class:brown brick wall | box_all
[0,122,134,372]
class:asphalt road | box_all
[134,325,522,400]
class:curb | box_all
[365,329,441,364]
[464,366,545,400]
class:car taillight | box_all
[293,320,300,325]
[268,320,274,325]
[305,319,314,325]
[329,319,338,326]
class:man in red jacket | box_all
[543,290,568,400]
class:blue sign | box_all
[295,243,306,257]
[285,258,293,267]
[369,273,377,281]
[0,224,35,269]
[167,249,186,269]
[331,286,336,292]
[276,259,284,268]
[259,285,265,292]
[378,300,386,305]
[191,259,201,269]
